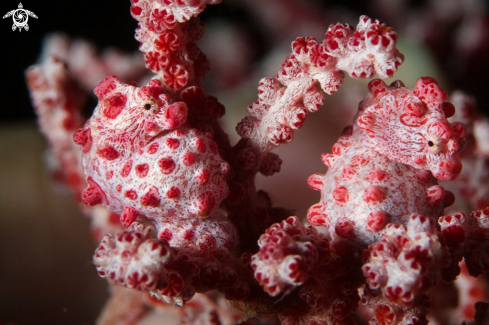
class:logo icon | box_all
[3,3,37,32]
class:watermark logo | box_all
[3,3,37,32]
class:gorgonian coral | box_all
[26,0,489,324]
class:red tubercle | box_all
[164,102,187,129]
[208,141,218,155]
[428,121,452,139]
[350,155,370,167]
[135,163,150,178]
[73,128,92,153]
[363,185,385,203]
[121,160,133,177]
[413,77,447,106]
[367,211,388,232]
[124,189,138,200]
[166,186,180,199]
[193,192,215,217]
[321,153,337,168]
[158,157,176,174]
[368,79,387,97]
[165,138,180,149]
[335,219,355,239]
[140,187,161,207]
[82,177,108,206]
[97,145,120,160]
[147,142,159,154]
[94,76,118,98]
[342,125,353,136]
[332,142,347,155]
[415,170,431,183]
[357,113,376,131]
[131,5,142,16]
[193,138,206,153]
[181,152,195,166]
[333,186,349,204]
[442,102,455,118]
[403,102,426,117]
[103,93,127,119]
[195,169,210,184]
[342,165,357,180]
[366,169,387,182]
[451,122,467,140]
[121,207,139,227]
[307,174,324,191]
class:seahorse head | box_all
[91,76,188,155]
[355,77,466,181]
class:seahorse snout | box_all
[155,101,188,130]
[431,157,462,181]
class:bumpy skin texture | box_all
[76,76,230,237]
[356,78,466,181]
[307,78,465,245]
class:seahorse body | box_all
[75,77,230,237]
[308,78,466,246]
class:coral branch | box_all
[236,16,404,154]
[363,215,449,307]
[464,207,489,277]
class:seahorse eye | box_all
[144,103,152,110]
[428,141,434,147]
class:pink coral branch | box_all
[25,1,489,324]
[236,16,404,154]
[131,0,220,90]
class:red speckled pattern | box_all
[77,76,230,236]
[307,78,465,246]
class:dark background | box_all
[3,0,488,123]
